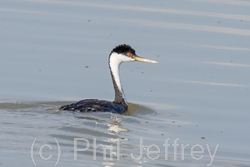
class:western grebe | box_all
[59,44,158,114]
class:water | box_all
[1,0,250,166]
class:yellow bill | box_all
[133,55,158,63]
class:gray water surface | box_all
[1,0,250,166]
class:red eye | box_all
[127,53,133,57]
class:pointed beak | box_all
[133,55,158,63]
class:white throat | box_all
[109,52,134,103]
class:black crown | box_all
[111,44,136,55]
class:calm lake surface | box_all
[1,0,250,166]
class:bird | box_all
[59,44,158,114]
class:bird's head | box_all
[109,44,158,64]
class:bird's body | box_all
[60,99,127,114]
[60,44,158,114]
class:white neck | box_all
[109,52,134,105]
